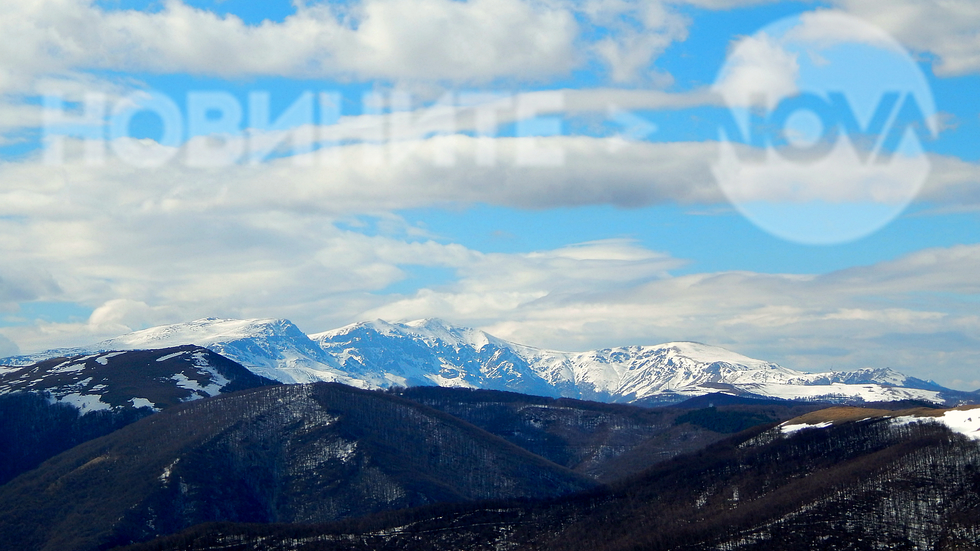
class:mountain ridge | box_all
[115,403,980,551]
[0,383,596,551]
[2,316,972,406]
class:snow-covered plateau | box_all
[2,317,973,406]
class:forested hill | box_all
[120,405,980,551]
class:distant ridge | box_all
[670,392,791,409]
[4,317,976,406]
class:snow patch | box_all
[749,382,942,404]
[938,410,980,439]
[425,373,478,389]
[95,351,128,366]
[170,373,223,397]
[781,421,832,434]
[658,341,774,370]
[48,361,86,374]
[156,351,188,362]
[892,408,980,440]
[159,458,180,483]
[56,392,112,412]
[130,397,157,410]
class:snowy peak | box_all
[2,318,355,386]
[313,320,967,406]
[100,317,306,349]
[652,341,778,370]
[402,318,497,349]
[0,346,275,413]
[311,318,553,394]
[312,318,497,351]
[4,317,973,407]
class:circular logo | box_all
[711,11,936,245]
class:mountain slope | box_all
[121,404,980,551]
[0,345,275,412]
[0,383,595,551]
[395,386,824,481]
[0,346,278,485]
[2,318,356,385]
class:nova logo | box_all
[727,91,932,165]
[711,12,937,245]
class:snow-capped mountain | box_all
[314,319,956,405]
[0,345,275,412]
[1,318,361,386]
[310,319,563,397]
[3,317,970,405]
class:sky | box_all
[0,0,979,389]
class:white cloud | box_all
[831,0,980,76]
[5,131,980,232]
[0,333,19,356]
[0,0,579,87]
[0,133,715,350]
[0,269,61,310]
[785,10,906,52]
[0,0,711,142]
[587,0,690,83]
[364,243,980,389]
[673,0,777,7]
[0,0,757,116]
[7,135,727,216]
[920,154,980,205]
[2,138,980,387]
[713,31,799,109]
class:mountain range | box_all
[1,316,978,550]
[3,317,974,407]
[117,401,980,551]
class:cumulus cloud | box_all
[4,136,726,217]
[0,0,579,86]
[919,154,980,206]
[586,0,690,84]
[0,0,713,141]
[0,132,716,351]
[831,0,980,76]
[785,10,908,52]
[364,242,980,389]
[25,129,980,215]
[3,138,980,388]
[0,333,19,357]
[0,269,61,311]
[713,31,799,109]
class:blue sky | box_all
[1,0,979,389]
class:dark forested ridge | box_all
[119,408,980,551]
[394,387,824,481]
[0,383,595,551]
[0,392,153,486]
[0,346,277,484]
[1,374,976,551]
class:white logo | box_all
[712,12,936,245]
